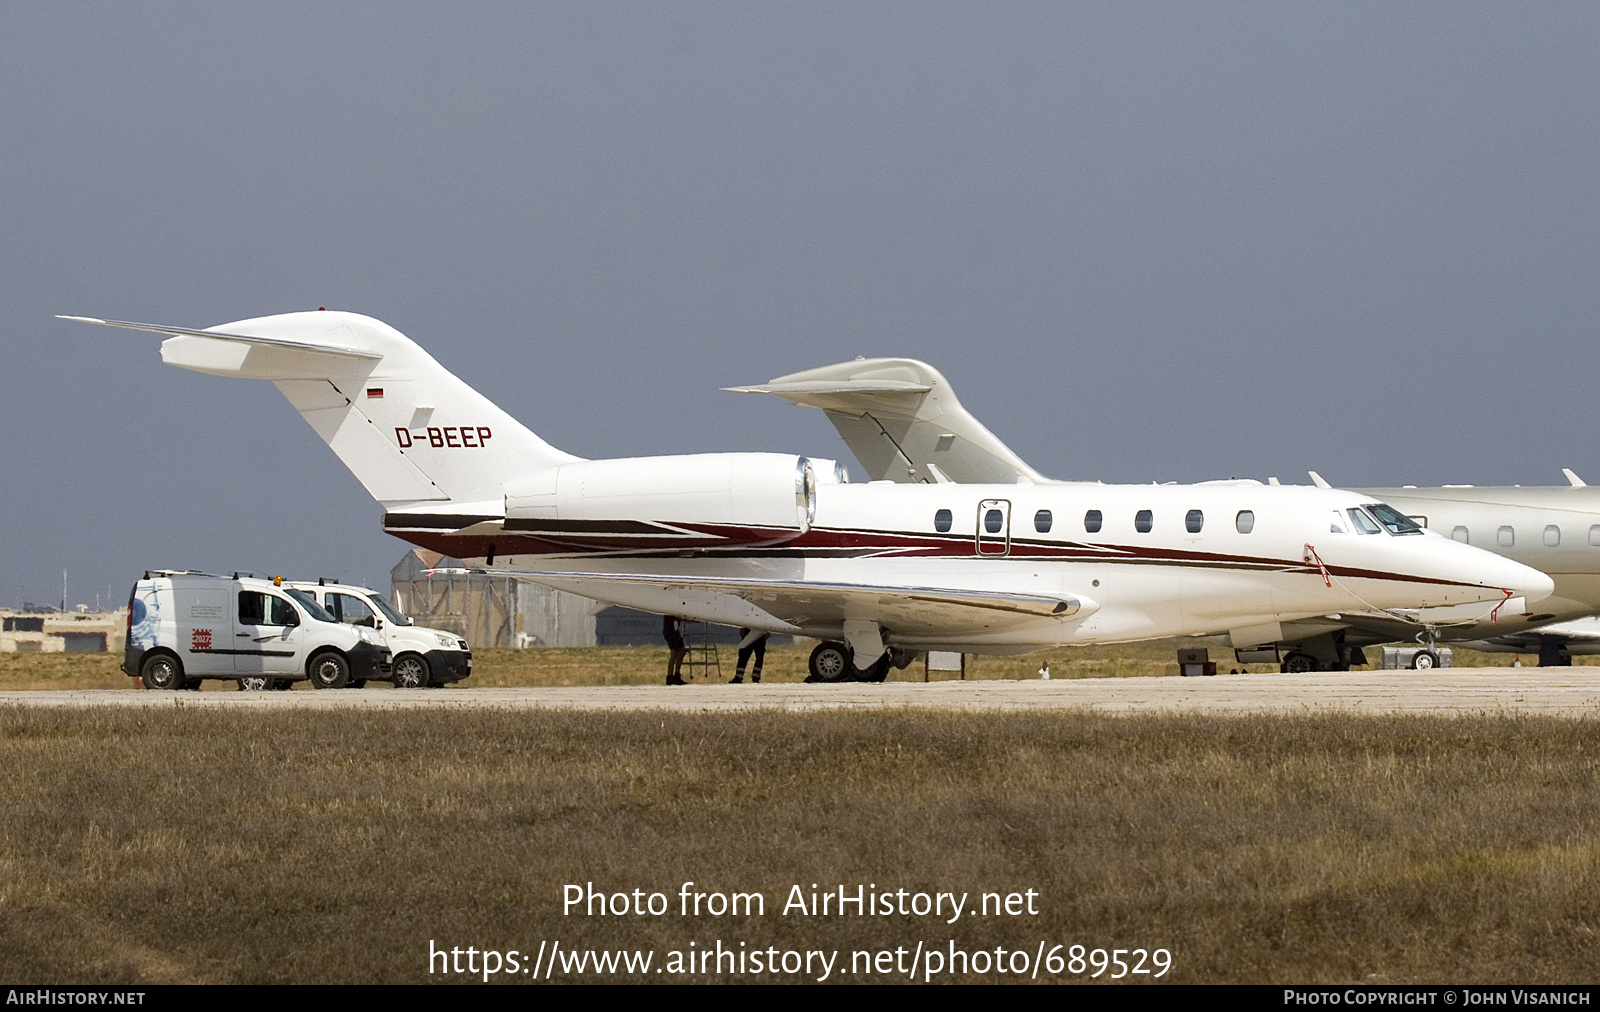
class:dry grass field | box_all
[2,705,1597,984]
[0,638,1530,692]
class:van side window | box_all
[1135,510,1153,533]
[934,509,953,533]
[1186,510,1203,534]
[239,591,296,627]
[1084,510,1103,533]
[1236,510,1255,534]
[1034,509,1052,533]
[330,593,376,627]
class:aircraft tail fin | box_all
[61,311,580,507]
[727,357,1056,485]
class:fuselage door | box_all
[976,499,1012,556]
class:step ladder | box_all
[679,621,722,682]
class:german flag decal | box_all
[366,388,383,398]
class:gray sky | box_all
[4,2,1599,609]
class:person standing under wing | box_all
[732,627,768,683]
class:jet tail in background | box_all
[59,312,581,507]
[726,357,1058,485]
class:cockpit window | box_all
[1365,503,1424,535]
[1330,511,1348,534]
[1346,508,1382,535]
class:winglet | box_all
[1563,468,1587,487]
[1308,470,1332,489]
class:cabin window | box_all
[1452,526,1469,544]
[1330,511,1348,534]
[1236,510,1255,534]
[1135,509,1153,533]
[984,509,1005,534]
[1084,509,1103,533]
[1034,510,1052,533]
[1544,525,1561,548]
[1498,526,1515,548]
[934,509,953,533]
[1591,525,1600,547]
[1185,510,1203,534]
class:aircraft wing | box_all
[505,569,1093,640]
[726,357,1057,485]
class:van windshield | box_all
[367,593,413,627]
[285,588,339,624]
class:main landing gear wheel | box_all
[1411,650,1440,670]
[140,653,185,691]
[1281,652,1320,674]
[392,654,432,689]
[308,651,352,689]
[807,642,850,683]
[858,656,890,683]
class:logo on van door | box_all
[394,426,493,449]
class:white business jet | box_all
[62,312,1550,681]
[728,355,1600,670]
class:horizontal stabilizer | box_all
[56,316,381,359]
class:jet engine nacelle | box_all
[502,452,818,551]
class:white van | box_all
[123,571,391,690]
[287,580,471,688]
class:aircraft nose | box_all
[1480,552,1554,604]
[1513,562,1555,604]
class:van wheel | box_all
[236,676,274,691]
[392,654,432,689]
[308,652,351,689]
[140,653,184,691]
